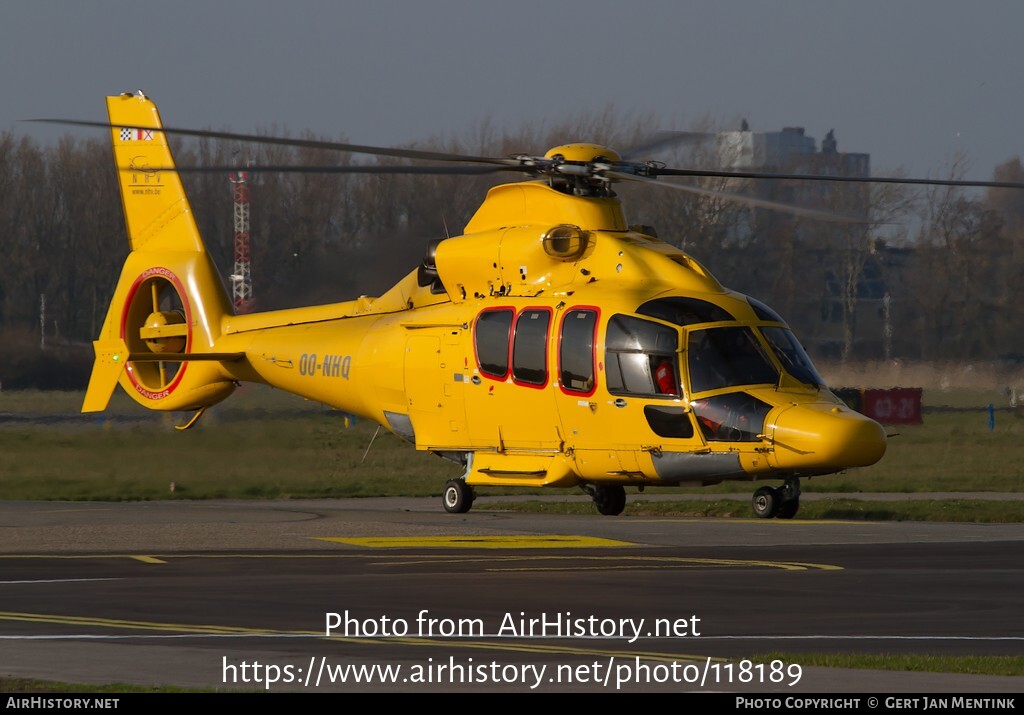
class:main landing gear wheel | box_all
[752,486,780,519]
[442,479,475,514]
[592,485,627,516]
[775,498,800,519]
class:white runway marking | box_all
[0,633,1020,642]
[0,578,122,585]
[701,635,1024,641]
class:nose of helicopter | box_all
[768,403,887,473]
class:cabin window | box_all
[559,308,598,395]
[475,308,514,379]
[605,314,680,397]
[644,405,695,438]
[512,308,551,386]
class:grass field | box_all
[1,384,1022,506]
[0,392,461,501]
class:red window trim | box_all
[474,306,515,381]
[511,306,553,390]
[558,306,600,397]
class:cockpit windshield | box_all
[687,327,778,393]
[760,327,825,387]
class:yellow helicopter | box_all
[54,92,918,518]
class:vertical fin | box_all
[106,92,205,253]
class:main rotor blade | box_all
[651,166,1024,191]
[29,118,517,166]
[154,163,527,175]
[607,171,866,224]
[619,131,715,161]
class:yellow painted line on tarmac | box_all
[32,550,817,574]
[0,552,840,571]
[0,610,720,664]
[0,554,170,564]
[385,636,721,664]
[629,518,883,525]
[483,557,841,572]
[367,554,840,572]
[320,535,635,549]
[0,611,391,646]
[0,554,165,560]
[488,562,842,573]
[0,554,394,560]
[488,565,740,573]
[0,611,300,636]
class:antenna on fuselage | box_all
[361,425,382,464]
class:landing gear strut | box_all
[442,479,475,514]
[751,478,800,519]
[585,485,627,516]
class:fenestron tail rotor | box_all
[122,270,191,397]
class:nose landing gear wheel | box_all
[442,479,475,514]
[752,486,780,518]
[752,486,800,519]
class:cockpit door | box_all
[554,309,705,481]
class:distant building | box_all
[718,125,817,170]
[701,124,893,359]
[716,125,871,217]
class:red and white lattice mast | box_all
[229,171,254,314]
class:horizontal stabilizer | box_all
[126,352,245,363]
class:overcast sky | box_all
[4,1,1022,181]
